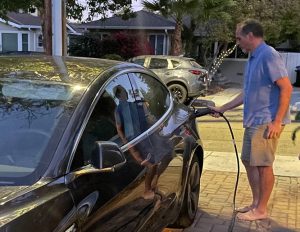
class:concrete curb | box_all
[204,151,300,177]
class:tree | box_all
[232,0,300,49]
[142,0,198,56]
[192,0,236,66]
[0,0,133,55]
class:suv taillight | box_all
[189,70,202,75]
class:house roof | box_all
[0,12,41,29]
[0,12,81,35]
[80,10,176,30]
[7,12,41,27]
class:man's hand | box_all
[267,121,282,139]
[208,106,223,118]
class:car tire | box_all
[175,155,200,228]
[168,83,187,104]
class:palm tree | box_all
[193,0,236,66]
[143,0,198,56]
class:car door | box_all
[163,59,184,83]
[66,73,161,232]
[127,72,189,230]
[148,58,169,83]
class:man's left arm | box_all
[267,77,293,139]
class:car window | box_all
[72,73,168,170]
[132,58,145,66]
[189,60,203,68]
[71,74,131,169]
[128,73,170,119]
[170,60,180,68]
[149,58,168,69]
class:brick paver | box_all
[183,170,300,232]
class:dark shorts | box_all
[241,124,283,166]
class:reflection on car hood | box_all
[0,185,28,205]
[0,55,121,86]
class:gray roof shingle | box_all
[81,10,176,29]
[7,12,41,26]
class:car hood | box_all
[0,185,29,204]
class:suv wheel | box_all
[168,83,187,104]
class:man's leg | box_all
[256,166,274,214]
[237,165,273,220]
[237,127,260,213]
[242,160,260,209]
[237,124,276,220]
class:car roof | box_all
[0,55,135,88]
[132,55,195,61]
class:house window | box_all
[38,34,43,47]
[149,35,165,55]
[22,34,28,51]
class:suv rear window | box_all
[149,58,168,69]
[189,60,203,68]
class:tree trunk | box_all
[42,0,52,55]
[171,19,182,56]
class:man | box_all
[211,19,293,221]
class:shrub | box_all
[68,31,153,59]
[68,33,102,58]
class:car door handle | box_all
[76,191,99,223]
[78,204,90,220]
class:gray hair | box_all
[237,19,264,38]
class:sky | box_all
[74,0,144,22]
[132,0,144,11]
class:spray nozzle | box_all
[195,107,214,117]
[189,107,219,120]
[189,99,218,120]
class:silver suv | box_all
[129,55,208,103]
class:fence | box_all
[280,52,300,84]
[220,53,300,85]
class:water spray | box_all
[202,44,237,95]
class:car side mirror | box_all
[91,141,127,172]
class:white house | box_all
[0,12,80,53]
[0,12,44,52]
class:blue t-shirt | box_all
[243,42,291,128]
[115,100,149,140]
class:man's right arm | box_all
[210,91,244,116]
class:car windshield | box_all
[0,79,82,184]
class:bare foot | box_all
[237,209,267,221]
[235,204,256,213]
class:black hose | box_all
[219,113,240,232]
[191,107,241,231]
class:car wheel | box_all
[175,155,200,228]
[168,84,187,104]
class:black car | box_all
[0,55,204,232]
